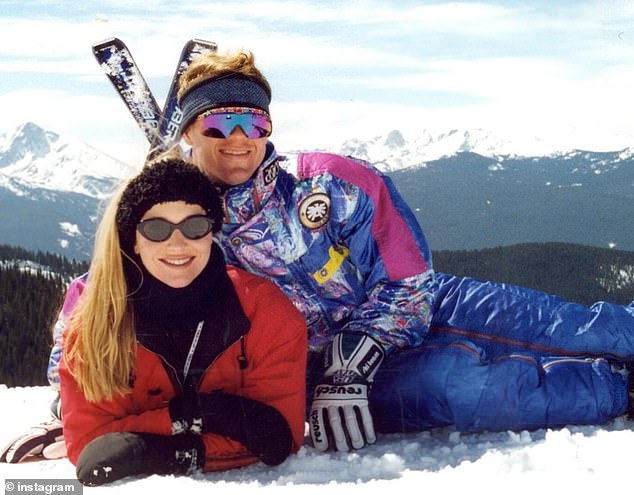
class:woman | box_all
[59,159,306,485]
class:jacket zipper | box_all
[148,330,249,396]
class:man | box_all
[172,50,632,446]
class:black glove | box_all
[76,432,204,486]
[198,392,293,466]
[168,393,203,435]
[168,391,292,465]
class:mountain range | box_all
[340,128,569,172]
[0,122,632,259]
[0,123,135,259]
[388,147,634,251]
[344,127,633,251]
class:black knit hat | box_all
[116,159,223,255]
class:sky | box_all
[1,0,634,165]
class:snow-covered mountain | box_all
[389,148,634,251]
[0,122,134,199]
[339,128,571,172]
[0,123,135,259]
[337,127,634,251]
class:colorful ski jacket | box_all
[59,266,307,471]
[218,143,436,354]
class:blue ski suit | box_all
[217,143,629,433]
[48,143,631,434]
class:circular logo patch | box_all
[299,193,331,229]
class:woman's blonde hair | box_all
[64,182,138,402]
[177,49,271,101]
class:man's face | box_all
[183,121,268,186]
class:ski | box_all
[92,37,162,144]
[155,38,217,153]
[92,37,216,156]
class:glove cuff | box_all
[324,333,384,384]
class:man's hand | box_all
[0,419,65,463]
[310,333,384,452]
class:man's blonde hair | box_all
[178,49,271,101]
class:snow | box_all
[0,123,135,199]
[599,264,634,292]
[59,223,81,237]
[338,128,575,172]
[2,385,633,493]
[0,260,52,277]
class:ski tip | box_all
[91,37,126,52]
[191,38,217,47]
[184,38,218,53]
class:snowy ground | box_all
[1,384,632,494]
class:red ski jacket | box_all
[60,266,307,471]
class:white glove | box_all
[310,333,384,452]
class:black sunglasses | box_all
[136,215,215,242]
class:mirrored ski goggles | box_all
[136,215,215,242]
[197,107,272,139]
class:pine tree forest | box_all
[0,245,88,386]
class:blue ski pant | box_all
[310,272,632,433]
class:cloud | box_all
[2,0,634,162]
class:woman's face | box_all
[183,123,267,186]
[134,201,212,288]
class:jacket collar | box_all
[222,142,281,224]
